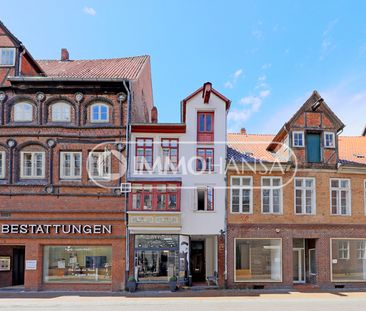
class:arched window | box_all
[91,103,109,122]
[51,102,71,122]
[14,102,33,122]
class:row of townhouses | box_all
[1,22,366,292]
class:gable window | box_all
[14,102,33,122]
[21,151,45,179]
[161,139,178,171]
[88,151,111,179]
[292,131,304,147]
[261,177,282,214]
[231,176,253,214]
[0,151,5,179]
[135,138,153,171]
[52,102,71,122]
[196,148,214,172]
[131,183,180,211]
[324,132,335,148]
[60,152,81,179]
[294,178,316,215]
[330,179,351,215]
[338,241,349,260]
[197,112,214,142]
[0,48,15,66]
[91,103,109,122]
[196,186,214,211]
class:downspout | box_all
[122,80,132,286]
[224,109,229,288]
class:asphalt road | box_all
[1,292,366,311]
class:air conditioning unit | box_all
[120,183,132,194]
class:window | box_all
[88,151,111,179]
[91,103,109,122]
[43,245,112,283]
[135,138,153,171]
[0,48,15,66]
[196,148,214,172]
[14,102,33,122]
[231,177,253,213]
[261,177,282,214]
[196,186,214,211]
[235,239,282,282]
[197,112,214,142]
[21,152,45,178]
[161,139,178,171]
[60,152,81,179]
[0,151,5,178]
[330,179,351,215]
[324,132,335,148]
[292,131,304,147]
[131,183,180,211]
[294,178,316,214]
[332,239,366,281]
[309,249,316,275]
[52,102,71,122]
[135,235,179,282]
[357,241,366,260]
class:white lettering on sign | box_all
[0,224,112,235]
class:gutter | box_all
[8,76,132,83]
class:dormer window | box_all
[14,102,33,122]
[0,48,15,66]
[197,111,214,143]
[292,131,304,147]
[324,132,335,148]
[51,102,71,122]
[91,103,109,123]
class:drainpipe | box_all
[122,80,132,286]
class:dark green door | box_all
[306,133,321,163]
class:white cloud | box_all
[83,6,96,16]
[261,63,272,70]
[234,69,243,78]
[252,29,263,40]
[224,68,244,89]
[320,19,338,60]
[259,90,270,98]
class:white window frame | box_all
[51,102,71,122]
[195,186,214,212]
[308,248,316,275]
[338,240,350,260]
[292,131,304,147]
[0,48,16,66]
[230,176,253,214]
[357,241,366,260]
[324,132,335,148]
[330,178,351,216]
[14,102,33,122]
[87,151,111,180]
[60,152,82,180]
[20,151,45,179]
[91,103,109,123]
[261,177,283,214]
[0,151,5,179]
[294,177,316,215]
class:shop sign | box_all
[25,260,37,270]
[0,224,112,235]
[128,213,181,228]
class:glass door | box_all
[293,248,305,283]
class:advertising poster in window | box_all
[179,235,190,280]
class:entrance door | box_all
[12,247,25,286]
[191,241,205,282]
[306,133,321,163]
[293,248,305,283]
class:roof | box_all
[227,133,366,166]
[36,55,149,80]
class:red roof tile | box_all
[37,55,149,80]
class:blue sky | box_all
[1,0,366,135]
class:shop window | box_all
[131,183,180,211]
[330,179,351,215]
[161,138,178,171]
[135,235,179,282]
[331,239,366,281]
[91,103,109,122]
[88,151,111,180]
[0,151,5,179]
[235,239,282,282]
[51,102,71,122]
[135,138,153,171]
[20,151,45,179]
[294,178,316,215]
[14,102,33,122]
[230,177,253,213]
[197,112,214,143]
[43,246,112,283]
[196,186,214,211]
[0,48,15,66]
[60,152,82,179]
[196,148,214,172]
[261,177,282,214]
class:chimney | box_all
[61,48,69,61]
[240,128,247,135]
[151,106,158,124]
[202,82,212,104]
